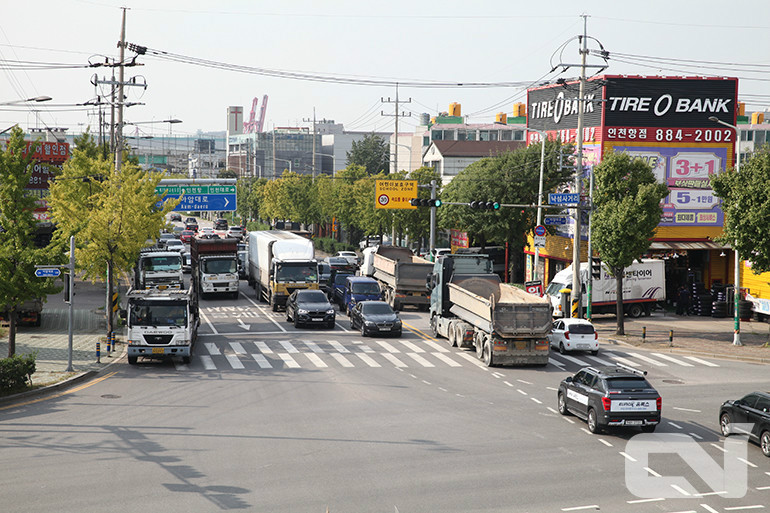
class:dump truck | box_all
[428,253,552,367]
[133,248,184,290]
[372,246,433,311]
[247,230,319,311]
[121,288,199,365]
[0,298,43,327]
[190,237,240,299]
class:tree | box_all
[48,133,179,338]
[712,145,770,273]
[346,133,390,174]
[591,151,669,335]
[0,127,63,356]
[438,139,573,281]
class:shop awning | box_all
[649,241,731,251]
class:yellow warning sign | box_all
[375,180,418,209]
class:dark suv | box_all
[557,365,661,434]
[720,391,770,457]
[214,218,228,230]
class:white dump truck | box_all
[190,237,240,299]
[122,288,199,365]
[133,248,184,290]
[429,253,552,366]
[372,246,433,311]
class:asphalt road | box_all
[1,278,769,513]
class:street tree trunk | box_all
[615,267,625,335]
[6,308,17,357]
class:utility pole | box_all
[302,108,317,177]
[115,7,127,174]
[381,83,412,173]
[571,15,588,319]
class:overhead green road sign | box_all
[155,185,236,195]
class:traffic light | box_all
[469,200,500,210]
[410,198,442,207]
[591,256,602,279]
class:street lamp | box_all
[525,127,548,281]
[708,115,742,346]
[274,157,292,176]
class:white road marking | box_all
[424,339,450,353]
[205,342,221,355]
[517,389,528,396]
[673,406,701,413]
[683,355,719,367]
[553,353,588,366]
[671,484,691,496]
[254,341,273,354]
[644,467,661,477]
[406,352,434,367]
[757,486,770,490]
[619,452,637,462]
[668,421,683,429]
[504,381,515,387]
[549,357,566,369]
[560,505,599,511]
[547,386,559,391]
[710,443,728,453]
[356,353,381,367]
[278,340,299,353]
[278,353,300,368]
[251,354,272,369]
[518,379,533,385]
[531,397,542,404]
[701,505,720,513]
[651,352,694,367]
[737,457,757,468]
[360,344,376,353]
[229,342,246,354]
[492,371,505,379]
[626,352,667,366]
[598,439,613,447]
[432,353,462,367]
[200,310,219,335]
[375,340,400,353]
[328,340,349,353]
[457,352,488,369]
[585,354,613,365]
[689,432,703,440]
[547,407,559,415]
[605,352,641,367]
[225,354,244,369]
[382,353,407,367]
[627,498,664,504]
[303,341,324,353]
[422,380,431,385]
[724,506,765,511]
[304,353,327,368]
[330,353,354,367]
[200,355,216,370]
[399,340,425,353]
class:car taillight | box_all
[565,331,570,340]
[656,397,662,411]
[602,396,611,411]
[594,332,598,340]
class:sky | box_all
[2,0,769,139]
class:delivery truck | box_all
[428,253,552,366]
[372,246,433,311]
[247,230,319,311]
[190,237,240,299]
[133,248,184,290]
[545,259,666,318]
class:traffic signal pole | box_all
[571,15,588,319]
[429,180,436,253]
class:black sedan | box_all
[285,289,336,329]
[720,391,770,457]
[350,301,402,337]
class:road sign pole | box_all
[67,236,74,372]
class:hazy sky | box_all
[2,0,769,138]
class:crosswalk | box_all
[175,338,721,372]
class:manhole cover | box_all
[662,379,684,384]
[101,394,121,399]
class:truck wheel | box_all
[627,304,644,318]
[587,408,602,434]
[34,315,42,327]
[430,315,438,338]
[475,335,485,359]
[482,341,494,367]
[447,323,457,347]
[128,355,138,365]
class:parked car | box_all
[226,226,244,240]
[557,365,661,434]
[169,212,182,222]
[719,391,770,457]
[180,230,195,244]
[343,276,382,316]
[285,289,336,329]
[334,250,360,267]
[214,218,228,230]
[549,318,599,355]
[165,239,186,253]
[350,301,402,337]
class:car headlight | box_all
[394,320,402,327]
[298,309,309,314]
[364,321,376,326]
[326,309,335,315]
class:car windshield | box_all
[545,281,565,295]
[352,282,380,295]
[276,263,318,283]
[130,301,187,327]
[143,256,182,271]
[362,303,393,315]
[202,258,237,274]
[606,377,652,391]
[335,274,353,285]
[318,263,330,274]
[568,323,595,334]
[298,291,328,303]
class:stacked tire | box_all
[712,300,728,318]
[739,299,754,321]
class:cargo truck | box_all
[372,246,433,311]
[247,230,319,311]
[428,253,552,367]
[133,248,184,290]
[545,259,665,318]
[122,288,199,365]
[0,298,43,327]
[191,237,240,299]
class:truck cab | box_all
[134,249,184,290]
[342,276,383,316]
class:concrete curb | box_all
[0,344,126,406]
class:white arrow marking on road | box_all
[237,318,251,330]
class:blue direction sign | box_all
[544,216,569,226]
[156,194,237,212]
[35,268,61,278]
[548,193,580,205]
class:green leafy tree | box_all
[0,127,63,356]
[48,133,179,337]
[439,139,573,281]
[591,151,669,335]
[712,145,770,273]
[346,134,390,175]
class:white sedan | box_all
[334,251,360,267]
[548,318,599,355]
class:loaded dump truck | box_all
[133,248,184,290]
[191,237,240,299]
[372,246,433,311]
[247,230,319,311]
[428,253,552,367]
[122,288,199,365]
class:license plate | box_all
[379,327,390,331]
[625,420,643,426]
[312,318,323,322]
[152,347,165,354]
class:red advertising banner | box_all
[450,229,468,251]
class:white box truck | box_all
[545,259,665,318]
